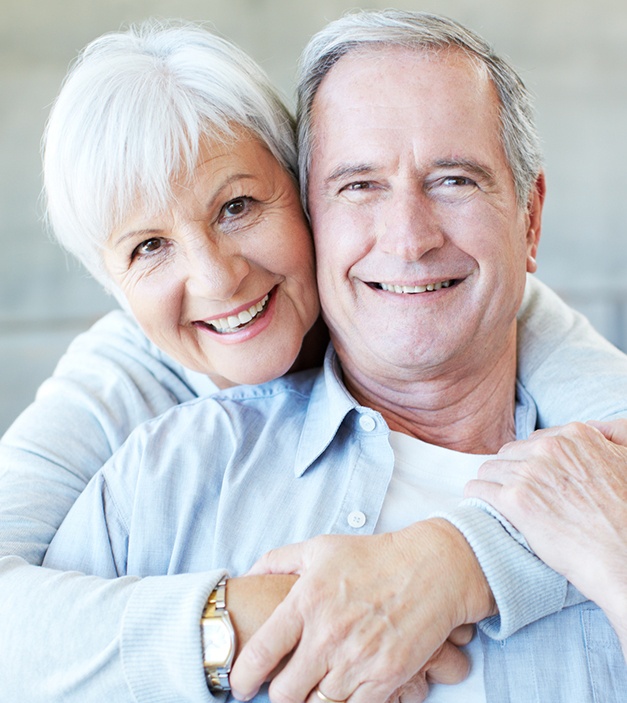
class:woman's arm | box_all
[517,275,627,426]
[0,310,201,564]
[466,419,627,658]
[0,311,215,701]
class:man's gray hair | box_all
[43,19,297,289]
[297,9,543,211]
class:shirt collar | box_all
[515,379,539,439]
[294,345,359,477]
[293,344,539,476]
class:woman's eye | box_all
[222,196,252,218]
[131,237,164,260]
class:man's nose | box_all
[376,187,445,260]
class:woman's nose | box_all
[184,236,251,301]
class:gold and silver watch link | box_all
[200,579,236,691]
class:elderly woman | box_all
[2,17,627,703]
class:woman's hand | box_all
[229,520,493,703]
[465,419,627,655]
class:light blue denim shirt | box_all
[44,346,627,703]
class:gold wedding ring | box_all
[315,686,346,703]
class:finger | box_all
[495,437,523,455]
[475,457,519,481]
[497,426,562,455]
[527,421,595,443]
[229,599,304,701]
[305,687,344,703]
[268,642,331,703]
[385,675,430,703]
[246,541,308,576]
[345,678,406,703]
[448,624,475,647]
[424,641,470,685]
[463,478,503,505]
[587,419,627,446]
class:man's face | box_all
[307,46,543,386]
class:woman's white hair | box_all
[297,9,543,212]
[43,19,297,290]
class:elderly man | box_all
[229,9,627,702]
[36,10,627,703]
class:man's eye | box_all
[345,181,371,191]
[442,176,475,187]
[132,237,164,260]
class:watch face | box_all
[202,617,234,667]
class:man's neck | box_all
[339,332,518,455]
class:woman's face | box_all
[104,132,319,387]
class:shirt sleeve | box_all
[518,275,627,425]
[1,556,223,701]
[440,275,627,639]
[0,310,219,701]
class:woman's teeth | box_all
[378,280,452,294]
[210,294,270,333]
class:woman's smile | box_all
[198,290,272,334]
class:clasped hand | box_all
[230,519,493,703]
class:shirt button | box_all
[359,414,376,432]
[347,510,367,528]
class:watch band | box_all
[201,579,236,691]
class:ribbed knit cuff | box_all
[437,499,567,639]
[121,570,227,702]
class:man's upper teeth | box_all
[379,281,452,293]
[212,294,269,332]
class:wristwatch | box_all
[200,579,236,691]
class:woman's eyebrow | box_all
[111,228,163,248]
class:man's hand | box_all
[305,626,474,703]
[465,419,627,654]
[229,520,494,703]
[385,625,476,703]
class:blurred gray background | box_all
[1,0,626,434]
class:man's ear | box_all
[525,172,546,274]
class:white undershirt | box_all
[375,431,494,703]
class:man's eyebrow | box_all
[324,163,377,185]
[433,158,496,183]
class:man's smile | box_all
[373,279,456,294]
